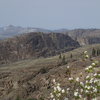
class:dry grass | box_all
[0,44,100,100]
[0,44,100,70]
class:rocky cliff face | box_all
[0,32,80,64]
[65,29,100,46]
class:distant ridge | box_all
[0,25,52,39]
[0,25,100,46]
[65,29,100,45]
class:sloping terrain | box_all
[0,26,100,100]
[65,29,100,46]
[0,32,80,64]
[0,44,100,100]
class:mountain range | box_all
[0,25,100,46]
[0,25,52,40]
[0,25,100,64]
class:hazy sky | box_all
[0,0,100,29]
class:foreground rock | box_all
[0,57,99,100]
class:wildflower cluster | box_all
[50,79,66,100]
[83,61,100,99]
[74,89,82,99]
[83,51,89,60]
[50,51,100,100]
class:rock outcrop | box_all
[65,29,100,46]
[0,32,80,64]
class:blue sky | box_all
[0,0,100,29]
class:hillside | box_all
[65,29,100,46]
[0,44,100,100]
[0,32,80,64]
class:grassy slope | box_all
[0,44,100,100]
[0,44,100,70]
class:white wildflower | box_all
[85,90,89,93]
[57,83,60,86]
[86,75,90,79]
[50,93,54,98]
[92,98,97,100]
[94,73,97,77]
[76,77,79,82]
[86,80,88,83]
[94,79,98,83]
[79,94,82,98]
[93,88,97,93]
[56,93,61,97]
[64,98,68,100]
[67,66,70,69]
[85,85,88,89]
[74,91,78,96]
[85,67,89,71]
[91,63,96,66]
[89,78,94,83]
[53,79,56,83]
[84,51,87,54]
[85,55,89,58]
[80,82,84,86]
[62,89,65,93]
[88,65,92,69]
[54,87,57,91]
[57,86,61,91]
[67,88,70,91]
[87,86,91,90]
[68,77,73,81]
[81,89,83,92]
